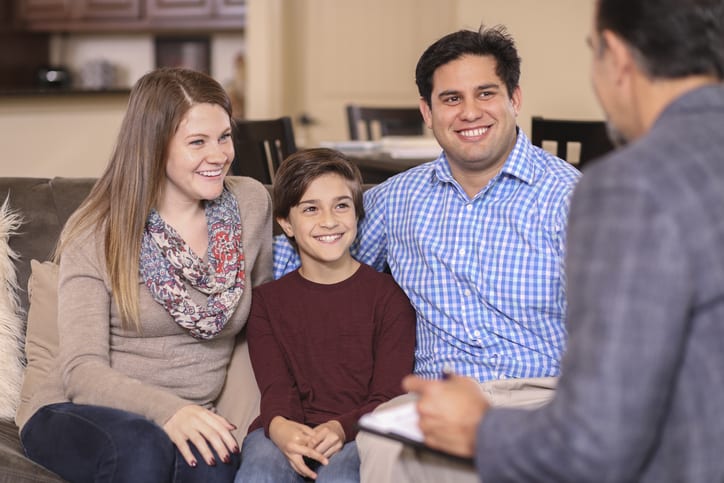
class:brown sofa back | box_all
[0,177,95,314]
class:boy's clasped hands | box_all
[269,415,346,479]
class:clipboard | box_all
[357,400,474,464]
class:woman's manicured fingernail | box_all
[208,457,217,466]
[190,460,197,468]
[233,445,240,454]
[223,454,231,464]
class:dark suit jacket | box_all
[476,84,724,482]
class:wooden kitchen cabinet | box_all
[15,0,244,32]
[78,0,142,20]
[16,0,68,22]
[0,2,49,89]
[145,0,245,30]
[147,0,244,17]
[215,0,245,17]
[18,0,140,21]
[147,0,214,18]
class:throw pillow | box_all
[15,260,59,428]
[0,197,24,421]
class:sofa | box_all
[0,177,276,482]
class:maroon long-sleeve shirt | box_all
[246,263,416,441]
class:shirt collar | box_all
[431,128,538,187]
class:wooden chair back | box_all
[231,116,297,184]
[346,105,424,140]
[531,116,615,169]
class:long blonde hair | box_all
[56,68,233,331]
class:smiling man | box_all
[404,0,724,481]
[275,25,581,482]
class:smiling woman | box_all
[15,67,273,483]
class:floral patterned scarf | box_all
[140,188,245,340]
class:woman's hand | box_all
[269,416,329,479]
[163,404,239,468]
[308,420,345,458]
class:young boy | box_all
[235,148,416,483]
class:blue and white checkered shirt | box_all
[274,130,581,381]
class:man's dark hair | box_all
[415,25,521,106]
[596,0,724,79]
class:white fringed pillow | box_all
[0,196,25,420]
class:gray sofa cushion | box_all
[0,177,92,483]
[0,419,63,482]
[0,177,94,314]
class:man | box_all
[274,26,580,481]
[405,0,724,481]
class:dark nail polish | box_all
[190,460,197,468]
[209,457,217,466]
[233,445,240,454]
[223,454,231,464]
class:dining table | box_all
[321,137,441,184]
[345,152,434,183]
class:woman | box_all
[17,67,272,482]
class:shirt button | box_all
[466,204,473,211]
[458,248,466,256]
[464,289,472,297]
[473,330,481,337]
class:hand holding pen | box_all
[402,368,490,458]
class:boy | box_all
[235,148,416,483]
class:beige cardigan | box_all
[16,177,272,432]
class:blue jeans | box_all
[235,428,360,483]
[21,402,240,483]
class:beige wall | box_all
[0,33,243,178]
[1,0,602,178]
[0,94,127,178]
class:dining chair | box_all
[231,116,297,184]
[346,104,424,140]
[531,116,615,169]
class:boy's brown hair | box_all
[273,148,365,226]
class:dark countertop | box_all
[0,87,130,98]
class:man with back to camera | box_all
[404,0,724,481]
[274,25,582,482]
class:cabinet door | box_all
[146,0,214,18]
[18,0,70,21]
[214,0,244,16]
[76,0,142,20]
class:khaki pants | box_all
[357,376,557,483]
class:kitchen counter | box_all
[0,87,131,98]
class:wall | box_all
[0,32,244,178]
